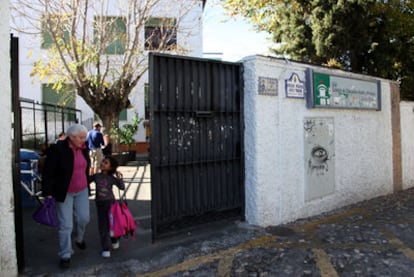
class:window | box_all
[42,84,76,108]
[41,15,70,49]
[94,16,126,55]
[42,84,76,121]
[120,109,127,121]
[145,17,177,50]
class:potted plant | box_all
[110,113,142,164]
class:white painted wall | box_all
[243,55,394,227]
[400,101,414,189]
[0,0,18,275]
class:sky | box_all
[202,1,272,62]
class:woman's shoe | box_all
[75,240,86,250]
[59,258,70,269]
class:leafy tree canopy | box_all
[222,0,414,100]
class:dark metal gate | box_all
[149,53,245,240]
[11,34,25,273]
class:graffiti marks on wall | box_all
[308,145,329,174]
[304,117,335,201]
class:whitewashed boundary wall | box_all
[401,101,414,189]
[1,0,18,276]
[242,55,405,227]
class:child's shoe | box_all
[112,241,120,250]
[101,251,111,258]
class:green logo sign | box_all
[311,71,380,110]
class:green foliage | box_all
[110,113,142,146]
[222,0,414,100]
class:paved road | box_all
[20,164,414,276]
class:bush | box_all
[110,113,142,148]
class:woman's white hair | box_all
[66,124,88,136]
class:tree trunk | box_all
[97,111,121,153]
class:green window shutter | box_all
[41,15,70,49]
[42,84,75,109]
[42,84,57,103]
[94,16,126,55]
[145,17,176,27]
[41,21,53,49]
[120,109,127,121]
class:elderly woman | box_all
[42,124,91,269]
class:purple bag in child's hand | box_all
[32,197,58,228]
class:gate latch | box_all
[195,111,214,117]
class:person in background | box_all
[53,131,66,143]
[86,122,105,175]
[41,124,91,269]
[90,156,125,258]
[102,128,112,158]
[58,131,66,140]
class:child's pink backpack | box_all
[109,200,137,239]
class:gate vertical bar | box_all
[11,34,25,272]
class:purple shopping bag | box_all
[32,197,58,228]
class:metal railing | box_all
[19,98,82,151]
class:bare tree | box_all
[10,0,201,133]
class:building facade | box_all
[11,0,206,145]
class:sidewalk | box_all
[21,164,414,276]
[22,163,153,276]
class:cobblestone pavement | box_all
[22,186,414,277]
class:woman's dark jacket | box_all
[42,138,91,202]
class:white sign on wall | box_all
[285,72,305,98]
[304,117,335,201]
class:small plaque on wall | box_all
[285,72,305,98]
[258,77,278,96]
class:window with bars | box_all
[145,17,177,50]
